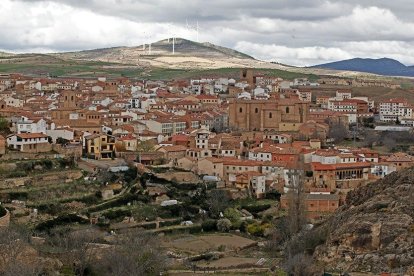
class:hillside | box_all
[0,39,411,80]
[314,58,414,77]
[314,168,414,273]
[56,38,254,61]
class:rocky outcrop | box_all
[314,168,414,273]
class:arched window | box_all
[286,107,290,113]
[269,112,272,119]
[255,108,258,113]
[239,107,243,113]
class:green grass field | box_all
[143,67,319,81]
[0,54,319,80]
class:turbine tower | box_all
[185,20,201,43]
[147,33,152,55]
[196,21,199,43]
[168,23,176,55]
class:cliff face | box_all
[314,168,414,273]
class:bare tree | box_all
[48,226,101,276]
[206,189,230,218]
[285,169,307,236]
[0,225,44,275]
[284,253,321,276]
[94,229,166,276]
[327,122,349,143]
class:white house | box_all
[46,128,74,143]
[16,118,47,134]
[7,133,51,152]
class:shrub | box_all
[265,191,281,200]
[217,218,232,232]
[34,203,64,215]
[123,167,138,183]
[8,191,28,201]
[17,161,34,172]
[201,219,217,232]
[140,222,157,230]
[35,214,89,233]
[224,208,241,223]
[242,204,271,214]
[7,171,27,178]
[159,218,182,227]
[188,225,202,234]
[101,209,132,221]
[247,222,270,237]
[0,205,6,217]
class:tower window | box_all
[239,107,243,113]
[269,112,272,119]
[286,107,290,113]
[255,108,258,113]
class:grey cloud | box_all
[3,0,414,66]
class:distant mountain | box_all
[313,57,414,77]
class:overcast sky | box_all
[1,0,414,66]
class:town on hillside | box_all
[0,69,413,274]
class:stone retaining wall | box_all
[0,209,10,227]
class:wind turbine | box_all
[143,32,152,55]
[147,34,152,55]
[168,23,176,55]
[186,20,201,43]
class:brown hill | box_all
[314,167,414,273]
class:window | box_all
[255,108,258,113]
[286,107,290,113]
[269,112,272,119]
[239,107,243,113]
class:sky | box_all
[1,0,414,66]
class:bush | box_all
[140,222,157,230]
[0,205,6,217]
[265,191,281,200]
[35,214,89,233]
[242,204,271,214]
[188,225,202,234]
[217,218,232,232]
[8,191,28,201]
[101,209,132,221]
[123,167,138,183]
[17,161,34,172]
[159,218,182,227]
[201,219,217,232]
[7,171,27,178]
[34,203,64,215]
[247,222,270,237]
[224,208,241,223]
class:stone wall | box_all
[0,209,10,227]
[0,151,65,161]
[0,170,83,189]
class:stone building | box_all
[228,98,309,131]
